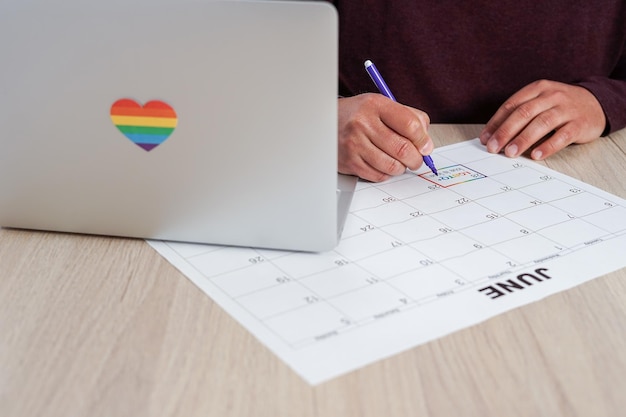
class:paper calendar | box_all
[149,139,626,384]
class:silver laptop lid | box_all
[0,1,344,252]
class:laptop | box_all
[0,0,357,252]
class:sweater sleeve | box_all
[329,0,626,133]
[577,54,626,136]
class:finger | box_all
[485,94,557,154]
[528,124,577,160]
[500,106,565,158]
[360,120,418,177]
[406,106,433,155]
[406,106,431,134]
[338,131,406,181]
[379,102,432,153]
[362,139,409,177]
[338,149,393,182]
[348,159,393,183]
[368,130,426,171]
[374,104,432,169]
[480,80,560,149]
[342,151,401,183]
[350,106,423,172]
[480,84,541,145]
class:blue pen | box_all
[364,60,438,176]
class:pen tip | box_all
[423,155,438,176]
[364,59,373,68]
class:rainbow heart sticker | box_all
[110,99,177,151]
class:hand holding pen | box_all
[336,62,436,182]
[364,60,438,175]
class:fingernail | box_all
[480,132,491,144]
[531,149,543,160]
[487,138,499,153]
[505,144,518,157]
[420,140,433,155]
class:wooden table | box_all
[2,125,625,417]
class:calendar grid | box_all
[168,153,626,348]
[149,139,626,383]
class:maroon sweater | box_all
[329,0,626,135]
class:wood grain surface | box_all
[1,125,625,417]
